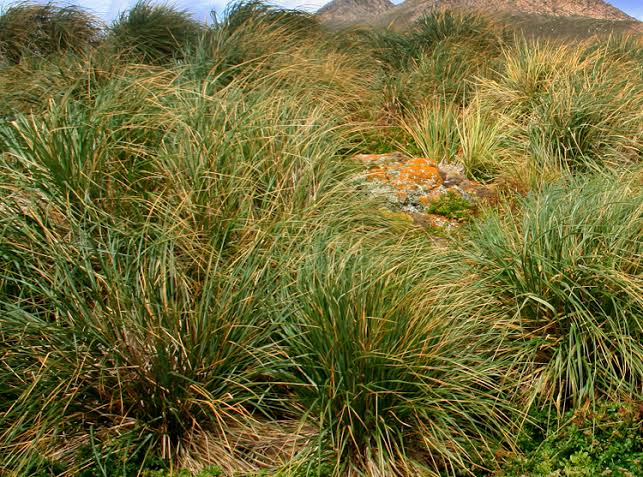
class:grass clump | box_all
[520,61,642,174]
[399,102,460,163]
[375,10,507,111]
[410,9,506,52]
[216,0,320,37]
[108,1,203,64]
[0,210,282,472]
[0,1,101,64]
[476,39,643,187]
[281,241,520,475]
[0,54,357,473]
[464,172,643,409]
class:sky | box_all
[1,0,642,22]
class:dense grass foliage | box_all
[0,2,641,475]
[0,60,363,473]
[107,1,203,63]
[280,243,519,475]
[464,173,642,408]
[0,1,100,64]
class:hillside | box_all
[499,11,643,39]
[318,0,642,38]
[380,0,635,24]
[317,0,394,25]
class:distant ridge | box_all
[316,0,640,35]
[317,0,395,25]
[377,0,635,26]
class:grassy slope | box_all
[0,2,641,476]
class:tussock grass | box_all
[399,101,460,163]
[0,2,642,475]
[107,0,203,64]
[475,39,642,187]
[0,1,101,64]
[456,102,507,181]
[463,172,643,409]
[0,43,362,473]
[411,9,507,47]
[280,240,521,475]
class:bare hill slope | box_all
[317,0,395,25]
[379,0,635,25]
[317,0,641,38]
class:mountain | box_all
[316,0,641,38]
[317,0,395,26]
[374,0,635,27]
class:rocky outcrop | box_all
[355,152,498,229]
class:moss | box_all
[425,191,474,221]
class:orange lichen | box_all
[396,191,408,202]
[394,157,442,189]
[367,166,387,181]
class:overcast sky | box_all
[1,0,642,22]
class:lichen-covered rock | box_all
[355,151,498,228]
[438,161,466,187]
[394,157,443,190]
[409,212,461,229]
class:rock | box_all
[394,157,443,190]
[409,212,461,229]
[354,151,498,229]
[438,161,466,187]
[355,152,406,166]
[396,191,409,202]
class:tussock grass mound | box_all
[464,172,643,409]
[0,1,101,64]
[0,68,356,473]
[280,240,520,475]
[0,2,641,475]
[107,0,203,64]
